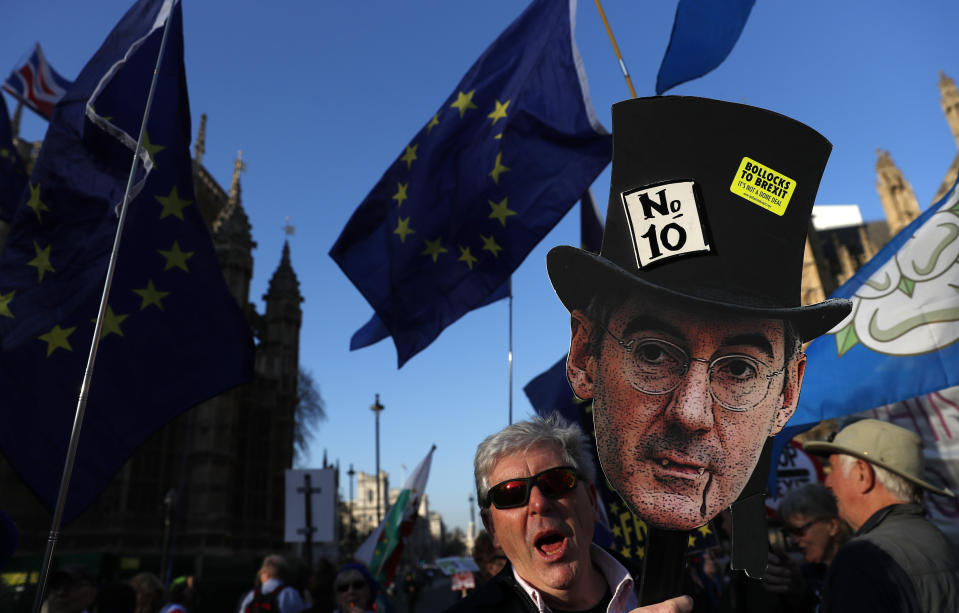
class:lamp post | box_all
[347,464,356,547]
[371,394,385,524]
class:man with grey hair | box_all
[446,414,691,613]
[804,419,959,612]
[238,554,305,613]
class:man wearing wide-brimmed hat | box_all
[547,96,852,532]
[804,419,959,613]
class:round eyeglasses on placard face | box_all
[485,466,581,509]
[599,323,785,412]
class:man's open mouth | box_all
[533,529,568,560]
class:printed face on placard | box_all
[566,292,805,530]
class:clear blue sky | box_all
[4,0,959,537]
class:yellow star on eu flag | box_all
[450,90,478,118]
[487,99,510,125]
[421,237,448,263]
[158,240,194,272]
[392,182,409,207]
[698,524,712,538]
[38,324,76,357]
[132,279,170,310]
[155,185,193,220]
[619,546,632,559]
[458,245,477,270]
[480,234,502,258]
[28,241,55,283]
[426,114,440,133]
[488,197,516,227]
[394,217,415,243]
[26,183,51,223]
[400,144,418,169]
[92,306,129,339]
[489,152,510,184]
[142,131,166,167]
[688,534,697,548]
[0,290,14,319]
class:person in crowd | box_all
[332,563,378,613]
[159,575,195,613]
[400,567,424,613]
[546,96,851,532]
[128,573,164,613]
[804,419,959,612]
[445,413,692,613]
[762,483,851,611]
[239,554,306,613]
[472,530,508,584]
[41,566,98,613]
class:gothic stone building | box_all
[800,71,959,302]
[0,114,303,571]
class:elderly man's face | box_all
[482,442,597,602]
[567,294,805,530]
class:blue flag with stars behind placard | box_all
[330,0,611,367]
[0,0,254,521]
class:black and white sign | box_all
[284,468,335,543]
[622,181,711,268]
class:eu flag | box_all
[792,174,959,426]
[330,0,611,367]
[0,94,27,223]
[656,0,755,95]
[0,0,254,521]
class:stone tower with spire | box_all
[939,71,959,146]
[875,149,921,236]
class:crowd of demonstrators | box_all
[805,419,959,613]
[445,413,693,613]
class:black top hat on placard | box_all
[547,96,851,340]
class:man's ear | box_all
[480,508,498,548]
[858,460,878,494]
[568,310,596,401]
[771,352,806,434]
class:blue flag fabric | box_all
[655,0,755,95]
[330,0,611,367]
[0,94,27,222]
[0,0,254,521]
[792,175,959,426]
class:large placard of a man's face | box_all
[548,97,851,531]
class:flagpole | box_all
[508,276,513,425]
[594,0,637,98]
[31,14,176,613]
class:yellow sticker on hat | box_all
[729,157,795,216]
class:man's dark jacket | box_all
[444,564,541,613]
[821,503,959,613]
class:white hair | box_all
[473,413,596,506]
[838,453,920,504]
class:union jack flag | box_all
[3,43,72,119]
